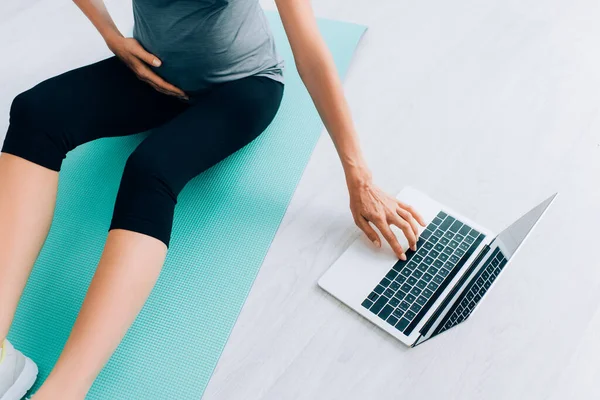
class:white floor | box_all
[2,0,600,399]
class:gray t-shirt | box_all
[132,0,285,93]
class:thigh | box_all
[11,56,188,146]
[127,75,284,196]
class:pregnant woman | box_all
[0,0,425,398]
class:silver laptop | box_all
[318,186,557,347]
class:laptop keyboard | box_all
[360,211,485,335]
[432,247,507,336]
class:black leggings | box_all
[1,56,284,248]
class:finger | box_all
[375,219,406,260]
[398,200,426,227]
[389,213,417,251]
[355,217,381,248]
[130,42,162,67]
[145,72,188,98]
[397,207,420,243]
[134,63,188,98]
[146,80,178,97]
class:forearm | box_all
[72,0,123,46]
[298,55,371,186]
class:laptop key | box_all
[395,318,410,332]
[386,270,398,280]
[424,256,435,265]
[378,305,394,320]
[405,294,416,303]
[423,273,433,282]
[374,285,385,294]
[459,242,470,251]
[401,283,412,292]
[387,315,399,326]
[384,288,395,298]
[416,295,427,305]
[454,234,464,242]
[449,240,459,249]
[410,287,422,296]
[429,250,440,259]
[439,216,454,230]
[401,269,411,277]
[433,275,444,284]
[370,296,388,313]
[468,229,480,238]
[408,276,418,285]
[434,243,445,252]
[439,253,449,262]
[424,242,434,250]
[432,216,443,226]
[440,237,450,245]
[416,280,427,289]
[381,278,391,287]
[394,290,407,300]
[404,310,416,320]
[455,249,465,257]
[459,225,471,235]
[422,288,433,298]
[418,248,429,257]
[368,292,379,301]
[430,235,440,244]
[393,308,404,318]
[413,270,423,279]
[420,229,432,240]
[399,301,410,311]
[439,268,450,277]
[389,297,400,307]
[390,282,400,291]
[464,235,474,244]
[427,282,439,291]
[361,299,373,309]
[410,303,422,313]
[395,275,407,284]
[449,220,463,233]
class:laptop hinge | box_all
[418,243,492,338]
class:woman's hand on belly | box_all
[107,37,189,100]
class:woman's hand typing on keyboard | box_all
[348,173,426,261]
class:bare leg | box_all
[31,229,167,400]
[0,153,58,343]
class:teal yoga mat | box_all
[7,12,365,399]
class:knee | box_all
[122,151,178,203]
[9,89,43,126]
[2,88,66,171]
[110,151,178,248]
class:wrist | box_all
[344,160,372,189]
[104,31,124,52]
